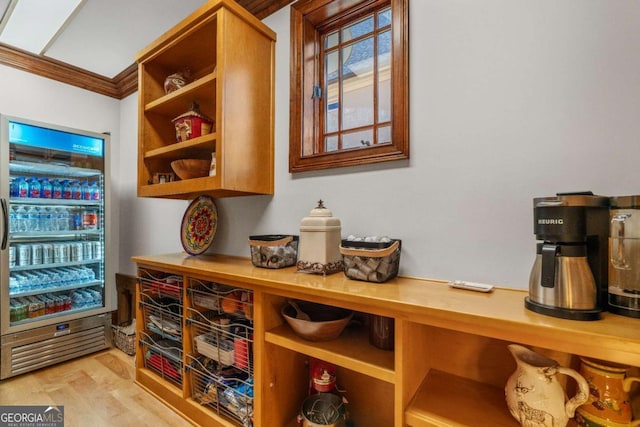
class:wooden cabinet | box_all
[132,253,640,427]
[135,0,276,200]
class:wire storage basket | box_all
[187,278,254,426]
[140,330,183,386]
[187,353,253,427]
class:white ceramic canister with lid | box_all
[297,200,344,275]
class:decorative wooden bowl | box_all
[281,300,353,342]
[170,159,210,180]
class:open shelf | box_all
[143,133,216,160]
[265,323,395,384]
[405,369,580,427]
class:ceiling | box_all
[0,0,293,98]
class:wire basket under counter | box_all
[140,297,183,343]
[138,268,183,303]
[187,353,253,427]
[139,331,183,387]
[187,307,253,376]
[187,279,253,321]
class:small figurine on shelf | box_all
[163,68,192,94]
[172,102,214,142]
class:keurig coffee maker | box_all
[525,192,609,320]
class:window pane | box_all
[378,7,392,27]
[342,16,374,43]
[325,135,339,152]
[342,37,374,130]
[342,129,373,149]
[377,30,391,123]
[325,30,339,49]
[378,125,391,144]
[325,50,339,133]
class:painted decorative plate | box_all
[180,195,218,255]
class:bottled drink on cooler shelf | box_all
[27,178,41,198]
[9,205,17,232]
[91,181,101,200]
[26,206,39,231]
[40,207,55,232]
[9,178,17,197]
[51,179,62,199]
[17,177,28,198]
[71,180,82,200]
[72,208,82,230]
[61,180,72,199]
[82,209,98,230]
[15,205,27,232]
[81,180,91,200]
[57,207,70,231]
[40,178,52,198]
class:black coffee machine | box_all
[525,192,609,320]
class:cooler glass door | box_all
[0,116,111,335]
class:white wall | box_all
[118,0,640,289]
[118,94,187,271]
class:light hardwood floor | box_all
[0,348,193,427]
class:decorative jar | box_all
[297,200,343,275]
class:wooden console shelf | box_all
[132,252,640,427]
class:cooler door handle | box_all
[1,198,7,250]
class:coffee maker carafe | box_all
[608,195,640,318]
[525,193,609,320]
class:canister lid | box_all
[610,195,640,209]
[300,200,341,229]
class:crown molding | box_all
[0,42,136,99]
[0,1,295,100]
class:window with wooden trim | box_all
[290,0,409,173]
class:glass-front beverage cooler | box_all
[0,115,114,379]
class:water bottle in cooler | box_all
[27,178,41,198]
[9,178,18,197]
[57,207,70,231]
[9,205,17,232]
[40,178,52,198]
[81,180,91,200]
[91,181,101,200]
[38,207,53,232]
[71,180,82,200]
[71,208,82,230]
[51,179,62,199]
[26,206,39,231]
[15,205,27,232]
[17,177,28,198]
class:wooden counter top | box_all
[132,252,640,366]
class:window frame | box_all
[289,0,409,173]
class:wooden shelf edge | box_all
[144,133,217,159]
[145,73,216,112]
[265,324,395,384]
[137,182,270,199]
